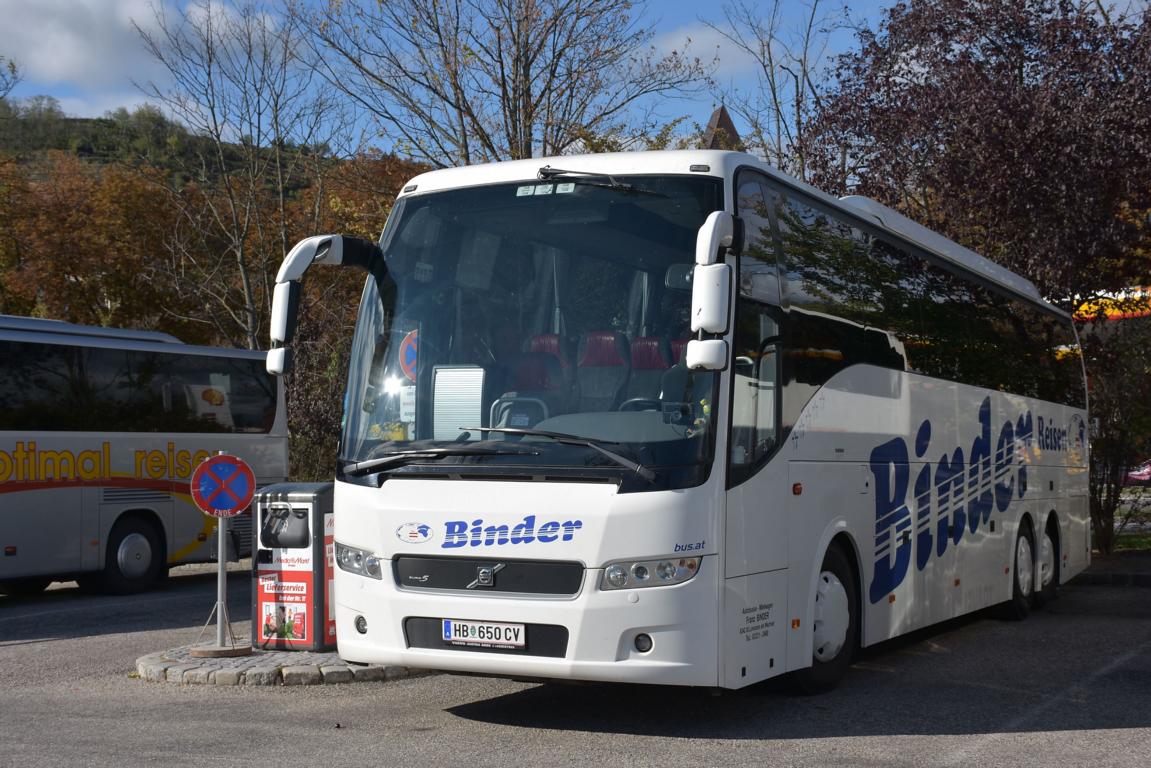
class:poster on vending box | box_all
[257,571,310,644]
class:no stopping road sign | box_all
[190,454,256,518]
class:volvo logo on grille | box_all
[467,562,505,589]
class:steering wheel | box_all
[618,398,661,412]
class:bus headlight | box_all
[605,564,628,588]
[336,542,383,580]
[599,556,700,590]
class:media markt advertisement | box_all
[258,573,310,644]
[255,511,334,650]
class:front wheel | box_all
[791,545,858,694]
[95,518,164,594]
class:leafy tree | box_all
[804,0,1151,553]
[804,0,1151,303]
[303,0,710,165]
[1082,308,1151,554]
[0,154,32,315]
[0,152,198,332]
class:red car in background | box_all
[1126,460,1151,487]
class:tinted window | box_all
[0,341,82,430]
[735,174,780,304]
[0,340,277,432]
[766,185,1084,407]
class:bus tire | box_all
[1003,522,1035,621]
[791,544,858,694]
[0,578,52,597]
[1033,519,1060,608]
[99,517,164,595]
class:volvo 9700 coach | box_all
[266,151,1087,690]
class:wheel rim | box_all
[1039,530,1055,588]
[1016,534,1034,597]
[812,570,850,662]
[116,532,153,580]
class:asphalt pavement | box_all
[132,548,1151,687]
[1,555,1149,767]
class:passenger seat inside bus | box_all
[490,333,574,428]
[576,331,630,412]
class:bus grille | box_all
[394,556,584,596]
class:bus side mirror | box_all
[270,281,301,345]
[267,234,384,376]
[686,339,728,370]
[695,211,734,265]
[266,346,291,375]
[691,263,731,334]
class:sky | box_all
[0,0,889,131]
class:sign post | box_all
[189,451,256,658]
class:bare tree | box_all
[303,0,709,166]
[136,0,356,348]
[0,55,20,101]
[706,0,845,180]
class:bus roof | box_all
[397,150,1055,315]
[0,315,270,361]
[0,315,182,344]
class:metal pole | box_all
[189,450,251,658]
[217,515,227,648]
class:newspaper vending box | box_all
[252,483,335,651]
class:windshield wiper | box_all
[461,426,656,482]
[536,166,666,197]
[342,446,539,477]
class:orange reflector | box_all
[198,533,208,542]
[888,594,896,604]
[954,578,961,587]
[90,540,99,547]
[791,619,801,629]
[792,483,803,495]
[3,546,16,556]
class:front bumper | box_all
[334,555,720,687]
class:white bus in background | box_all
[0,316,288,596]
[268,150,1088,691]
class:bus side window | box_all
[730,299,780,484]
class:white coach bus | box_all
[268,150,1088,691]
[0,316,288,595]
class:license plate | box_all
[442,619,525,649]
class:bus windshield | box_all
[341,174,723,489]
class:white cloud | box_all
[651,22,763,84]
[55,89,158,118]
[0,0,169,91]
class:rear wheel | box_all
[792,545,858,694]
[96,518,164,594]
[1034,522,1059,608]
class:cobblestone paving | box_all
[136,643,433,686]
